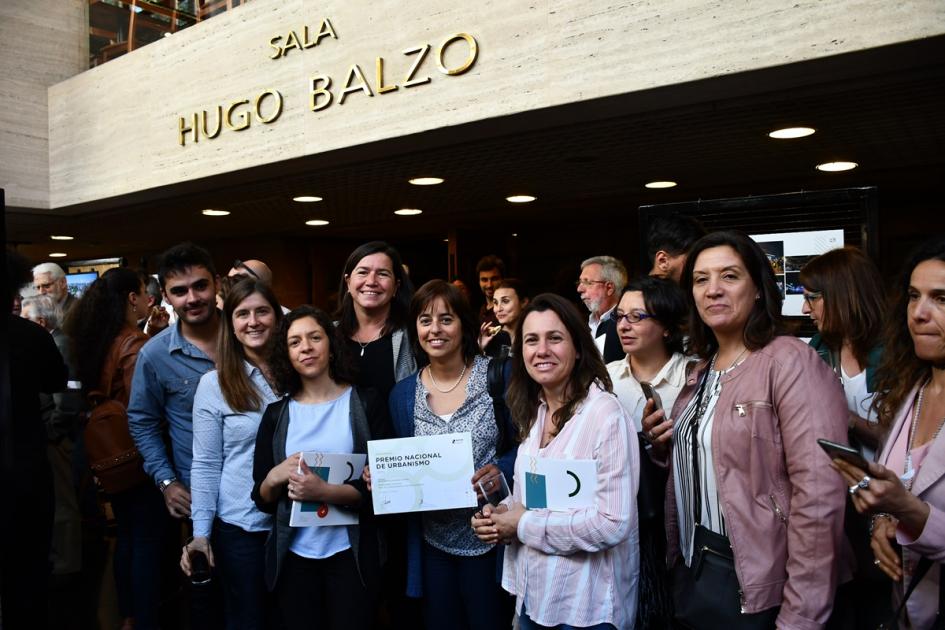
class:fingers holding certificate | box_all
[367,432,478,515]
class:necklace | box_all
[904,380,945,491]
[354,327,382,357]
[427,361,468,394]
[717,346,750,372]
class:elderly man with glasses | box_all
[577,255,628,362]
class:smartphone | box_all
[640,381,663,412]
[817,438,870,470]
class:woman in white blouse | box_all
[607,275,693,629]
[184,279,282,629]
[473,293,639,629]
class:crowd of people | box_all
[3,217,945,630]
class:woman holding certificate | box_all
[472,293,640,629]
[185,279,282,628]
[251,306,388,629]
[386,279,518,628]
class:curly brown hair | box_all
[872,237,945,427]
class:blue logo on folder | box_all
[300,466,330,512]
[525,472,547,509]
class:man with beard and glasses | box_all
[577,255,627,363]
[128,242,224,627]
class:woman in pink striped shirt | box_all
[473,293,640,629]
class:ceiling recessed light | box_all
[645,181,677,189]
[50,235,74,241]
[305,219,330,226]
[49,252,67,258]
[394,208,423,216]
[768,127,816,139]
[443,238,449,242]
[293,196,323,202]
[408,177,444,186]
[506,195,536,203]
[512,233,518,237]
[816,161,858,172]
[201,208,230,216]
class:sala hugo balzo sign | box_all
[177,18,479,146]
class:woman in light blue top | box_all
[183,278,282,629]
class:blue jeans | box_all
[110,483,168,630]
[421,542,502,629]
[519,605,616,630]
[212,518,270,630]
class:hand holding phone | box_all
[640,381,663,412]
[817,438,870,470]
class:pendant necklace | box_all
[904,380,945,491]
[428,361,468,394]
[355,328,382,357]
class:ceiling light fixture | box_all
[645,181,677,189]
[815,161,858,172]
[394,208,423,216]
[768,127,816,139]
[305,219,330,226]
[293,196,323,202]
[49,252,67,258]
[50,235,74,241]
[408,177,444,186]
[506,195,536,203]
[201,208,230,216]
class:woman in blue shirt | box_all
[183,278,282,629]
[252,306,388,629]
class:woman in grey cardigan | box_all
[251,306,390,629]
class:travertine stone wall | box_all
[0,0,87,209]
[39,0,945,209]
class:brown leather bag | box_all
[85,339,150,494]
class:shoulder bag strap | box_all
[878,557,934,630]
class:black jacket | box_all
[251,386,391,591]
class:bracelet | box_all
[869,512,894,536]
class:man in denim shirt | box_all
[128,242,222,519]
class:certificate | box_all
[289,452,367,527]
[368,432,477,515]
[523,457,597,511]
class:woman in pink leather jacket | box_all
[833,236,945,630]
[643,230,848,630]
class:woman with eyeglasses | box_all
[829,237,945,630]
[184,279,282,629]
[799,247,886,458]
[479,278,529,359]
[644,230,848,628]
[607,276,693,629]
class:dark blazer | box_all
[251,386,391,591]
[595,316,624,363]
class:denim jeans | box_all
[110,483,168,630]
[212,518,270,630]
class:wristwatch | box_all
[158,478,177,493]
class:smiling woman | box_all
[185,279,283,627]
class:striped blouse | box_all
[502,383,639,629]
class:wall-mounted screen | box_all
[66,271,99,297]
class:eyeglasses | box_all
[614,311,653,325]
[575,279,607,288]
[802,291,823,305]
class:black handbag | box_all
[673,369,779,629]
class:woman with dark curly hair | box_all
[473,293,639,629]
[251,306,388,629]
[831,237,945,629]
[64,267,161,630]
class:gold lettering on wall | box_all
[270,18,338,60]
[178,113,199,146]
[339,65,374,104]
[178,90,283,145]
[225,100,252,131]
[254,90,283,123]
[402,44,432,88]
[375,57,398,94]
[310,75,333,111]
[436,33,478,75]
[200,107,223,139]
